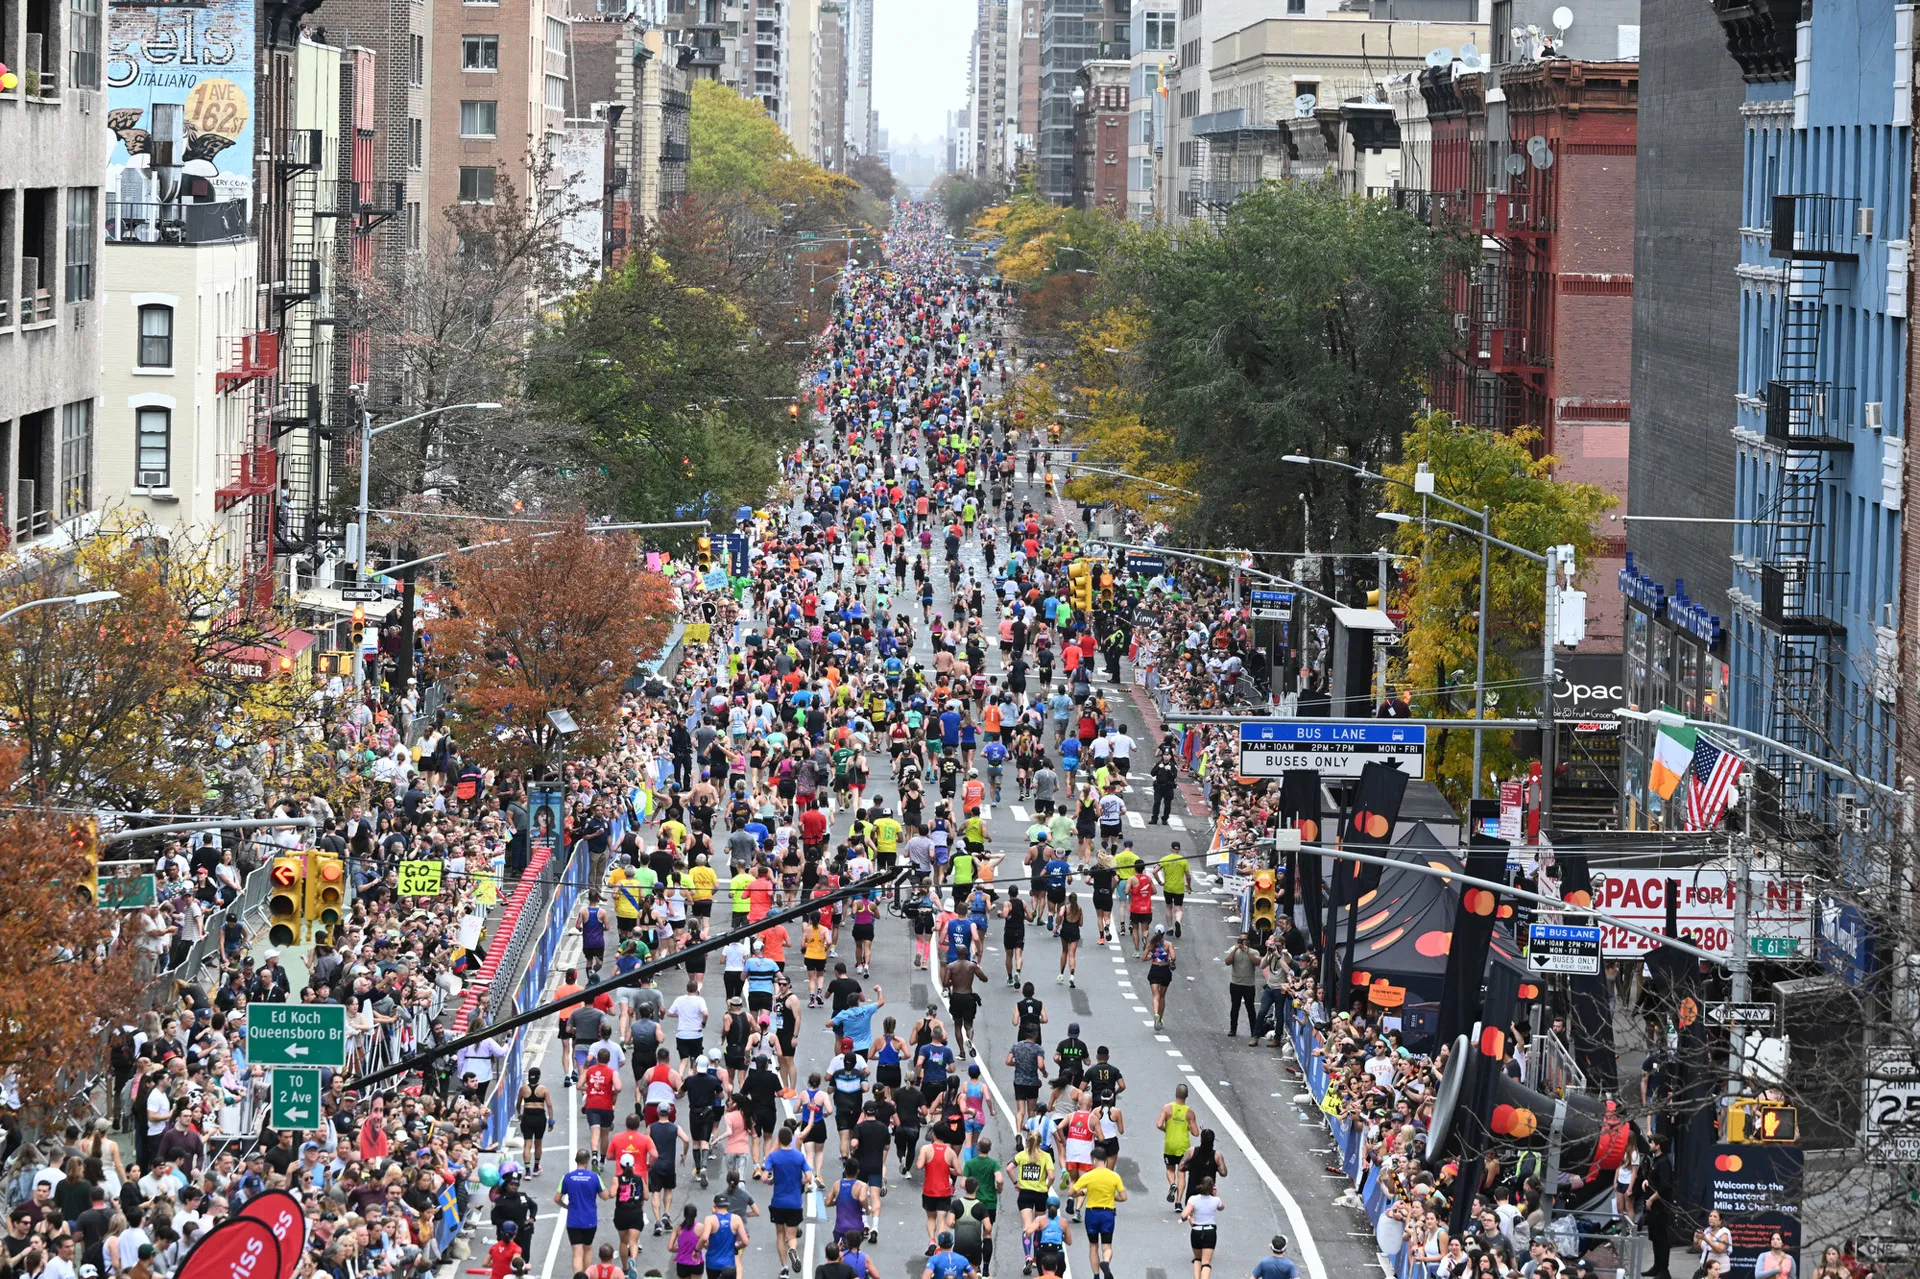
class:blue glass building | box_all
[1716,0,1911,838]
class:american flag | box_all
[1685,739,1744,831]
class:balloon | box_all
[0,73,16,91]
[476,1163,501,1187]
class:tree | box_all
[1381,413,1615,803]
[930,173,1005,236]
[1108,179,1471,554]
[0,752,144,1126]
[527,237,809,527]
[1055,307,1197,515]
[429,522,675,774]
[0,519,330,812]
[846,153,896,203]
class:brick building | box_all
[1071,58,1128,211]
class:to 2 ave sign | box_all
[1239,720,1426,780]
[270,1068,323,1130]
[246,1004,347,1068]
[1585,869,1812,959]
[1864,1047,1920,1165]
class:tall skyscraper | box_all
[843,0,876,159]
[971,0,1009,177]
[1037,0,1127,203]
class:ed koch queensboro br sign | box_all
[1239,720,1427,780]
[246,1004,348,1068]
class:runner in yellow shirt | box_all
[873,811,903,868]
[1156,841,1189,939]
[1071,1159,1127,1278]
[608,860,643,934]
[688,855,718,939]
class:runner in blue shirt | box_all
[916,1030,956,1093]
[1250,1235,1299,1279]
[830,985,887,1053]
[553,1148,610,1276]
[757,1129,815,1279]
[924,1233,977,1279]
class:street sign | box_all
[1123,551,1165,577]
[1238,720,1426,780]
[1252,609,1288,621]
[1249,589,1294,607]
[246,1004,348,1068]
[100,873,157,910]
[1749,935,1801,959]
[1527,924,1602,975]
[397,860,444,897]
[1864,1047,1920,1164]
[270,1068,324,1130]
[339,586,383,603]
[1703,1002,1778,1031]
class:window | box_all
[545,73,567,111]
[64,187,94,301]
[462,34,499,69]
[546,15,567,52]
[1286,0,1304,11]
[137,304,173,367]
[458,166,496,202]
[135,407,171,488]
[69,0,100,88]
[409,117,423,168]
[460,99,498,136]
[407,202,422,250]
[59,400,91,519]
[1142,10,1173,50]
[410,33,425,86]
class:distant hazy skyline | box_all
[872,0,974,149]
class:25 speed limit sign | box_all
[1864,1047,1920,1164]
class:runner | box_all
[1144,924,1177,1030]
[556,1148,612,1276]
[1156,1083,1198,1205]
[516,1067,551,1175]
[1071,1147,1127,1279]
[755,1128,813,1279]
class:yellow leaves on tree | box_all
[688,80,858,222]
[0,746,143,1125]
[1380,412,1616,803]
[0,519,327,811]
[431,522,676,775]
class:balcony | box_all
[1763,381,1855,451]
[1770,193,1860,262]
[1759,562,1847,637]
[661,141,690,163]
[105,200,251,246]
[217,331,281,395]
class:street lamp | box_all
[1381,510,1575,830]
[0,589,122,624]
[353,402,502,685]
[1292,452,1496,799]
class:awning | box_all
[203,628,316,681]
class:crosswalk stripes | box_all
[1168,814,1186,830]
[1010,804,1030,821]
[1126,811,1145,829]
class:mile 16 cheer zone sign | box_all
[1239,720,1426,780]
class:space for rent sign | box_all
[1587,868,1812,959]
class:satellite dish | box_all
[1510,25,1526,42]
[1458,42,1485,71]
[1424,46,1455,67]
[1294,93,1318,117]
[1504,152,1527,175]
[1552,5,1574,30]
[1527,134,1549,157]
[1531,146,1556,169]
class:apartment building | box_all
[787,0,815,160]
[748,0,785,126]
[1036,0,1127,204]
[428,0,569,239]
[0,0,106,550]
[1015,0,1040,171]
[1071,59,1128,211]
[314,0,430,266]
[970,0,1008,177]
[1126,5,1173,221]
[843,0,872,158]
[816,0,846,169]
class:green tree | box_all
[1109,178,1471,554]
[1382,412,1617,804]
[527,239,807,527]
[931,172,1005,236]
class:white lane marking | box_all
[1011,805,1030,822]
[1153,1035,1170,1043]
[1126,812,1145,829]
[1165,1050,1183,1058]
[1167,816,1186,831]
[1181,1074,1329,1279]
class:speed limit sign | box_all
[1864,1047,1920,1164]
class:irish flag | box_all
[1649,720,1697,801]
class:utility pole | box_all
[1376,547,1391,707]
[1541,551,1558,837]
[1472,507,1491,801]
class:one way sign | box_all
[1704,1002,1777,1031]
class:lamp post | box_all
[0,590,121,624]
[353,402,502,685]
[1380,511,1573,834]
[1287,453,1496,799]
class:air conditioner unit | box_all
[138,470,167,489]
[1858,206,1876,238]
[1865,400,1884,430]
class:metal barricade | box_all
[1528,1028,1589,1096]
[478,842,588,1149]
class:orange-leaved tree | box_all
[0,746,144,1125]
[430,521,676,774]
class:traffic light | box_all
[789,402,801,422]
[69,818,99,908]
[1069,560,1094,613]
[1250,868,1277,931]
[307,852,346,939]
[696,536,714,570]
[268,855,306,947]
[1726,1099,1797,1144]
[1097,562,1114,606]
[1367,588,1382,609]
[351,604,365,628]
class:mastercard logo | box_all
[1479,1026,1505,1058]
[1565,890,1593,908]
[1497,904,1516,919]
[1296,819,1319,841]
[1491,1105,1538,1139]
[1714,1154,1744,1172]
[1463,888,1497,916]
[1518,983,1542,1001]
[1353,810,1390,839]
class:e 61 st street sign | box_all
[271,1068,324,1130]
[247,1004,347,1068]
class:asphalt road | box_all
[481,450,1382,1279]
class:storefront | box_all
[1552,653,1624,827]
[1618,554,1729,828]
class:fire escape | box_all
[1469,142,1555,437]
[1755,192,1855,828]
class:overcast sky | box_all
[871,0,974,147]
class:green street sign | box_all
[100,874,156,909]
[271,1068,324,1130]
[1749,936,1802,958]
[247,1004,348,1068]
